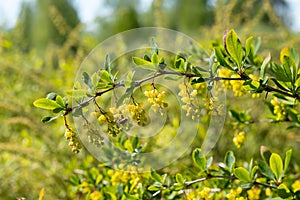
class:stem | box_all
[66,69,299,116]
[253,181,278,189]
[265,85,299,100]
[185,174,236,187]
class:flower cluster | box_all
[230,74,246,97]
[202,97,213,111]
[198,187,214,199]
[97,110,123,136]
[144,88,168,115]
[270,97,287,121]
[78,181,94,194]
[265,188,272,196]
[193,82,207,96]
[233,131,245,148]
[128,103,149,126]
[226,187,243,200]
[89,191,103,200]
[248,74,262,98]
[292,180,300,192]
[108,167,142,192]
[218,68,233,89]
[64,128,82,153]
[178,84,200,119]
[247,186,261,200]
[87,129,104,147]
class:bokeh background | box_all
[0,0,299,199]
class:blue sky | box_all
[0,0,105,27]
[0,0,300,32]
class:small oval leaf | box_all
[270,153,283,181]
[234,167,251,183]
[284,149,293,173]
[33,98,63,110]
[192,148,206,172]
[225,29,243,67]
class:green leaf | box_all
[131,136,138,150]
[260,146,271,163]
[287,107,299,122]
[269,153,283,181]
[95,174,103,185]
[148,185,160,191]
[175,173,184,185]
[41,116,59,123]
[229,109,241,122]
[105,54,111,74]
[55,95,65,108]
[46,92,57,100]
[144,54,151,62]
[245,36,254,58]
[284,149,292,173]
[151,53,159,66]
[65,89,87,98]
[33,98,63,110]
[234,167,251,183]
[124,71,135,88]
[82,72,92,88]
[192,148,206,172]
[282,56,293,82]
[254,37,261,55]
[277,184,292,198]
[214,47,232,69]
[150,168,162,183]
[250,165,259,179]
[174,58,185,72]
[295,77,300,88]
[99,70,112,83]
[272,63,291,82]
[257,160,275,180]
[132,57,155,70]
[225,151,235,173]
[290,48,299,75]
[260,53,271,80]
[91,72,99,90]
[124,140,133,153]
[225,29,243,67]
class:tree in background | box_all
[13,0,80,54]
[95,0,140,41]
[169,0,214,31]
[13,2,33,53]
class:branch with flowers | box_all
[33,29,299,199]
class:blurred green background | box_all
[0,0,299,199]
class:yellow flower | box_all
[79,181,91,194]
[198,187,211,198]
[247,186,261,200]
[90,191,102,200]
[128,104,149,126]
[230,75,246,97]
[233,131,245,148]
[265,188,272,196]
[178,84,200,119]
[110,167,142,192]
[270,97,287,121]
[144,89,167,114]
[226,187,243,200]
[292,180,300,192]
[64,129,74,139]
[219,68,233,89]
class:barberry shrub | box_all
[34,29,300,199]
